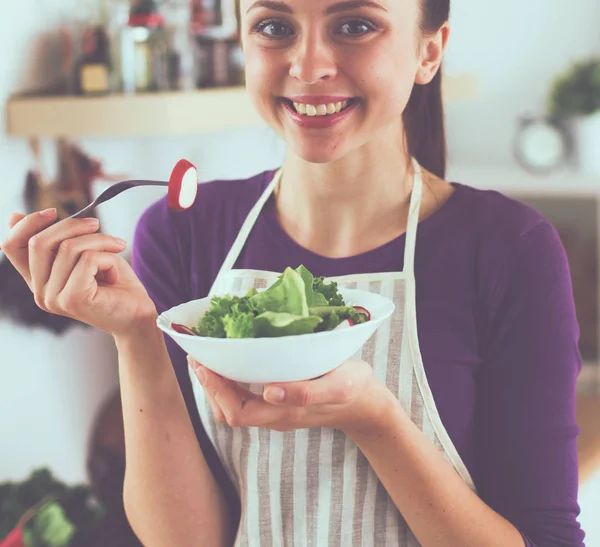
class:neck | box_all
[275,142,415,259]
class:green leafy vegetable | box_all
[28,503,75,547]
[312,276,345,306]
[0,468,104,547]
[250,267,308,316]
[296,265,329,307]
[193,291,260,338]
[222,308,255,338]
[254,312,323,337]
[310,306,369,332]
[188,265,369,339]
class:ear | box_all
[415,22,451,85]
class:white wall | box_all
[444,0,600,169]
[1,0,599,543]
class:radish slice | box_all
[353,306,371,320]
[172,322,196,335]
[168,159,198,212]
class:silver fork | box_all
[66,180,168,220]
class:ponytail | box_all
[403,65,446,179]
[404,0,450,180]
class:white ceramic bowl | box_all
[157,288,395,384]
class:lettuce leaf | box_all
[222,308,255,338]
[253,312,323,337]
[295,265,329,307]
[312,276,345,306]
[310,306,369,331]
[194,291,260,338]
[191,265,367,338]
[249,267,308,316]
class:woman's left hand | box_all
[188,358,393,436]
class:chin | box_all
[290,142,348,165]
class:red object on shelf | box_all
[128,13,165,27]
[0,526,25,547]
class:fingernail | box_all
[39,208,56,219]
[83,218,99,227]
[266,387,285,403]
[114,237,127,248]
[196,367,207,386]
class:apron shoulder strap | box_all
[402,158,423,276]
[209,169,282,296]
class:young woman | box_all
[1,0,586,545]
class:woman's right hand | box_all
[1,208,158,338]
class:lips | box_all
[279,96,360,129]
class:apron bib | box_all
[189,159,476,546]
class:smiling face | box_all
[239,0,427,164]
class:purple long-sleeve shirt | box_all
[131,169,585,546]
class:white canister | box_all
[571,111,600,175]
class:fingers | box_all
[29,217,103,300]
[8,213,26,230]
[56,250,120,316]
[264,371,355,407]
[44,233,127,306]
[205,390,226,423]
[197,366,284,428]
[1,209,58,285]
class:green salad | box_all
[174,265,370,339]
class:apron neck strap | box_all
[209,159,424,295]
[210,169,283,296]
[402,157,423,276]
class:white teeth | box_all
[291,100,352,116]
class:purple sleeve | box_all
[475,220,585,546]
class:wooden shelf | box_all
[6,86,262,138]
[6,74,478,138]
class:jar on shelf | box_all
[119,5,170,93]
[194,35,245,88]
[160,0,197,91]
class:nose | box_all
[289,34,337,84]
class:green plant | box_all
[0,469,105,547]
[548,58,600,118]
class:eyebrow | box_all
[246,1,387,15]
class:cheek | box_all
[243,48,282,104]
[343,40,417,113]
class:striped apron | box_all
[189,158,476,546]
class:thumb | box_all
[264,373,353,407]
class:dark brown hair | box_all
[404,0,450,179]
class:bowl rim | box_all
[156,287,395,343]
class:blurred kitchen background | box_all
[1,0,600,545]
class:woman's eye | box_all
[337,19,377,37]
[252,19,293,39]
